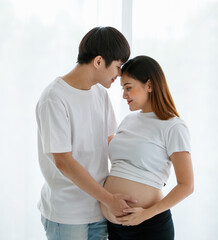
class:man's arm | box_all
[108,135,114,144]
[53,152,137,216]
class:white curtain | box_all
[1,0,217,239]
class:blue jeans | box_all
[41,215,108,240]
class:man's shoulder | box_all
[38,78,63,105]
[40,78,61,100]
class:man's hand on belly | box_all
[105,193,138,217]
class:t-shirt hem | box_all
[40,210,105,224]
[168,147,191,158]
[109,172,163,189]
[43,147,72,154]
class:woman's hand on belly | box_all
[116,206,156,226]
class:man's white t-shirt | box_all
[36,77,117,224]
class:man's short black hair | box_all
[77,26,130,67]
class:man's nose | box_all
[118,68,122,77]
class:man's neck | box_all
[61,64,96,90]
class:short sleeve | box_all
[38,100,71,153]
[106,93,117,136]
[166,122,191,157]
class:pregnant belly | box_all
[101,176,164,224]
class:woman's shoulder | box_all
[164,116,190,138]
[167,116,188,128]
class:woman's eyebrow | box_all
[121,82,132,89]
[123,82,132,86]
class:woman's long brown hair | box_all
[122,55,179,120]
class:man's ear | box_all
[93,56,103,69]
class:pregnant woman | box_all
[101,56,194,240]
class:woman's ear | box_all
[93,56,103,69]
[147,79,153,92]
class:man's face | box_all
[98,60,123,88]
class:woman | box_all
[101,56,194,240]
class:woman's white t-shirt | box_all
[109,112,191,189]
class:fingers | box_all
[111,193,137,216]
[122,194,138,204]
[116,216,134,226]
[116,216,129,222]
[123,208,137,213]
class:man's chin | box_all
[100,82,111,89]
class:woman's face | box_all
[121,73,152,112]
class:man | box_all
[36,26,135,240]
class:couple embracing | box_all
[36,26,194,240]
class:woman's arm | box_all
[116,151,194,225]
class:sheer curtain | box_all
[1,0,217,239]
[0,0,121,239]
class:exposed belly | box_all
[101,176,164,224]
